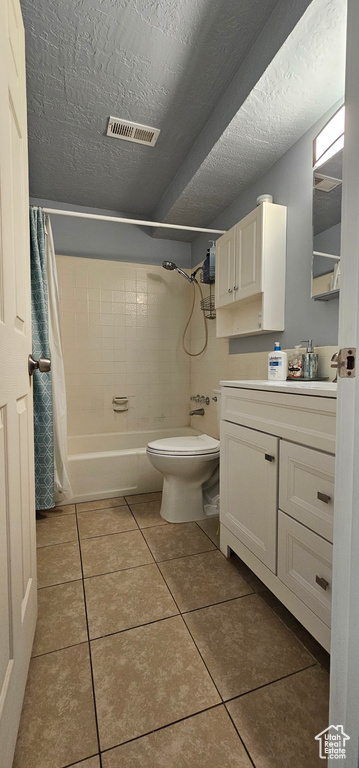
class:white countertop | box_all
[219,379,337,397]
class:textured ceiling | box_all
[152,0,347,240]
[21,0,278,214]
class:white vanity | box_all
[219,380,337,652]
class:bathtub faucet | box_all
[189,408,205,416]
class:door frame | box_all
[329,0,359,763]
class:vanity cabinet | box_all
[215,202,287,338]
[220,381,337,651]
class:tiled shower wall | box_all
[56,255,192,436]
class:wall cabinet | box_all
[220,382,337,651]
[215,202,287,337]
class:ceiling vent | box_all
[106,117,160,147]
[314,173,342,192]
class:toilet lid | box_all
[147,434,220,456]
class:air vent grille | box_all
[314,173,342,193]
[107,117,160,146]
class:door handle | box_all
[28,354,51,376]
[317,491,331,504]
[265,454,274,462]
[227,288,233,293]
[316,575,329,591]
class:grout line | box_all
[61,754,100,768]
[74,510,104,768]
[36,538,79,549]
[223,662,318,705]
[78,525,139,541]
[100,703,224,755]
[223,708,256,768]
[31,640,89,659]
[179,591,255,616]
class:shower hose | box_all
[182,280,208,356]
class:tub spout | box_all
[189,408,205,416]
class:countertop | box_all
[219,379,337,397]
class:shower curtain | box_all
[30,207,72,509]
[30,207,55,510]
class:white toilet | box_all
[146,390,221,523]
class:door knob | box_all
[28,354,51,376]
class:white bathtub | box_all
[68,427,200,503]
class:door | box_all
[215,227,235,308]
[220,421,278,572]
[234,206,262,301]
[329,0,359,761]
[0,1,37,766]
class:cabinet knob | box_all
[234,285,239,291]
[316,575,329,591]
[317,491,331,504]
[228,288,233,293]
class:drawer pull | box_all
[316,575,329,591]
[317,491,331,504]
[265,454,274,462]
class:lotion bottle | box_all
[268,342,287,381]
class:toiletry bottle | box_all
[268,342,288,381]
[287,345,304,379]
[301,340,319,380]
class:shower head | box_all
[162,261,194,283]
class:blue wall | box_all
[191,107,341,353]
[30,198,191,268]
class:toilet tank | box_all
[213,389,221,437]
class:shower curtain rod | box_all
[40,207,227,235]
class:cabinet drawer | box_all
[279,441,334,542]
[278,511,332,627]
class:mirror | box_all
[312,148,342,300]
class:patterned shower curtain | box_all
[30,207,55,510]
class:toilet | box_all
[146,390,221,523]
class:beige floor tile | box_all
[42,503,76,516]
[159,550,253,612]
[36,514,78,548]
[13,644,98,768]
[78,506,137,539]
[71,759,100,768]
[143,522,215,562]
[129,500,167,528]
[126,492,162,504]
[197,516,220,547]
[37,541,82,588]
[81,531,153,577]
[227,666,329,768]
[183,595,314,700]
[32,581,88,656]
[91,616,220,750]
[102,706,252,768]
[77,496,127,513]
[85,563,178,638]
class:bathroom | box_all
[1,0,359,766]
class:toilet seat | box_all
[147,434,220,457]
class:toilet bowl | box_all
[146,390,221,523]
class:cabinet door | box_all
[215,228,235,308]
[234,207,262,300]
[220,421,278,572]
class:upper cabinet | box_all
[215,202,287,337]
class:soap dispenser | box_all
[301,340,318,380]
[288,345,304,379]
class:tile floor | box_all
[14,493,330,768]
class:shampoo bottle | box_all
[268,342,287,381]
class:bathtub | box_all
[67,427,200,503]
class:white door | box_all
[220,421,278,573]
[329,0,359,763]
[234,207,262,301]
[0,1,37,766]
[215,227,235,307]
